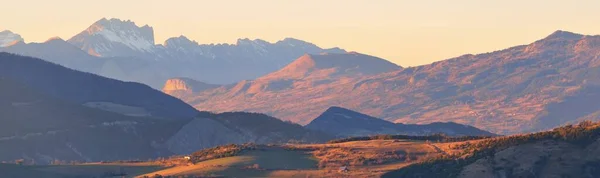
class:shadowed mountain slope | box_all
[0,77,187,163]
[166,112,333,154]
[0,53,198,119]
[306,107,494,137]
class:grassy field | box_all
[1,139,476,178]
[139,139,457,177]
[139,148,317,177]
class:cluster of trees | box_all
[381,121,600,178]
[327,133,491,144]
[189,143,257,163]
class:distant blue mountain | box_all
[306,106,495,137]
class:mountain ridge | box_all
[3,18,350,88]
[171,30,600,134]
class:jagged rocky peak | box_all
[0,30,24,47]
[87,18,155,43]
[67,18,156,57]
[236,38,270,46]
[163,77,220,93]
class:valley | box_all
[1,9,600,177]
[1,138,471,178]
[6,121,599,178]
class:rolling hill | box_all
[383,121,600,178]
[166,112,333,154]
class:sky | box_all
[1,0,600,66]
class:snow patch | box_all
[0,30,24,47]
[94,29,154,52]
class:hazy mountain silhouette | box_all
[0,53,198,119]
[0,18,347,88]
[306,107,494,137]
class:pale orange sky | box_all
[1,0,599,66]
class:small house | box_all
[339,166,349,173]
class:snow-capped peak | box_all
[0,30,24,47]
[164,35,198,48]
[276,38,314,47]
[236,38,270,55]
[91,18,155,50]
[67,18,156,57]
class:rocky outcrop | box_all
[162,78,220,95]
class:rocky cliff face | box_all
[162,78,220,96]
[67,18,156,58]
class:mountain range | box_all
[4,18,600,161]
[0,53,493,163]
[167,30,600,135]
[0,18,345,88]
